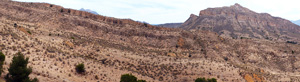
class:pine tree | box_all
[5,52,38,82]
[0,51,5,75]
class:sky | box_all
[13,0,300,24]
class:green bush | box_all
[207,78,217,82]
[75,63,85,74]
[137,80,146,82]
[195,77,206,82]
[0,51,5,75]
[5,52,38,82]
[120,74,146,82]
[121,74,137,82]
[195,77,217,82]
[27,31,32,35]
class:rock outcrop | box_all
[181,3,300,43]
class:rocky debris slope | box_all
[181,3,300,43]
[0,0,300,82]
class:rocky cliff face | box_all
[181,3,300,43]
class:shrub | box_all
[143,22,148,27]
[120,74,146,82]
[120,74,137,82]
[95,75,99,80]
[286,41,297,44]
[195,77,206,82]
[5,52,38,82]
[14,23,17,27]
[27,31,32,35]
[195,77,217,82]
[207,78,217,82]
[0,51,5,75]
[75,63,85,74]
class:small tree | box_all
[5,52,38,82]
[75,63,85,74]
[0,51,5,75]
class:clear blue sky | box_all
[13,0,300,24]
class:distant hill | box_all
[156,23,182,28]
[292,20,300,26]
[79,8,99,15]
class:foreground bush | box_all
[120,74,146,82]
[0,51,5,75]
[195,77,217,82]
[5,52,38,82]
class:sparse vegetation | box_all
[27,31,32,35]
[286,41,297,44]
[75,63,85,74]
[5,52,38,82]
[195,77,217,82]
[223,57,228,61]
[0,51,5,75]
[120,74,146,82]
[95,75,99,80]
[13,23,17,27]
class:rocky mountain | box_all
[292,20,300,26]
[1,0,300,82]
[156,23,182,28]
[80,8,99,15]
[181,3,300,43]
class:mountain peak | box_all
[232,3,242,7]
[190,14,198,18]
[199,3,254,16]
[183,3,300,42]
[229,3,251,12]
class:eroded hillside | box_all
[0,0,300,82]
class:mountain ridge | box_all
[292,20,300,26]
[155,23,183,28]
[79,8,99,15]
